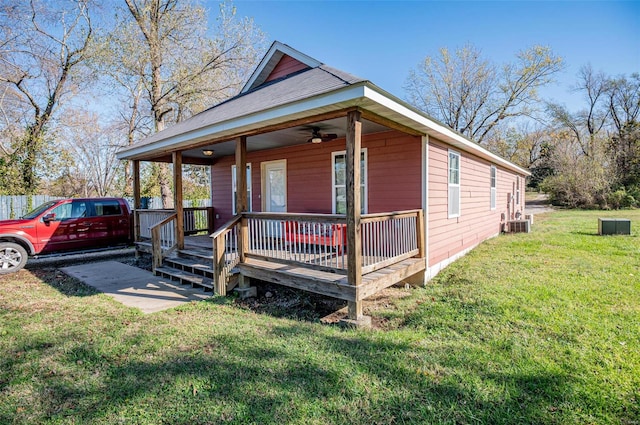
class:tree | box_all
[0,0,94,194]
[606,73,640,189]
[405,43,563,144]
[542,67,640,208]
[100,0,264,208]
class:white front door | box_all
[262,160,287,213]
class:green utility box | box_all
[598,218,631,235]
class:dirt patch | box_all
[234,280,414,329]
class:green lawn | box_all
[1,209,638,424]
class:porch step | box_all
[135,241,152,254]
[154,266,214,291]
[164,256,214,279]
[177,247,214,261]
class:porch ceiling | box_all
[146,116,390,164]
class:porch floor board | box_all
[237,256,425,302]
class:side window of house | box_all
[448,150,461,218]
[332,150,367,214]
[516,176,521,206]
[94,200,122,216]
[490,166,497,210]
[232,164,252,215]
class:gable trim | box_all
[241,41,323,94]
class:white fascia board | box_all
[362,86,531,176]
[117,85,368,160]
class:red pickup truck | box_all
[0,198,133,274]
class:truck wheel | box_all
[0,242,28,275]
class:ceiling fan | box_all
[307,127,337,144]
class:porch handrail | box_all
[361,209,424,274]
[243,211,346,223]
[239,210,424,276]
[136,209,175,239]
[136,208,214,239]
[245,212,348,272]
[183,206,214,235]
[211,214,243,295]
[150,213,178,271]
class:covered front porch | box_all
[128,109,426,323]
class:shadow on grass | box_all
[2,323,594,425]
[571,231,600,236]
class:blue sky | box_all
[227,0,639,112]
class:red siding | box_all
[211,131,422,228]
[427,139,525,267]
[264,55,309,83]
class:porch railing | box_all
[183,207,214,235]
[361,209,424,274]
[245,212,348,272]
[211,215,242,295]
[239,209,424,275]
[137,209,174,239]
[136,207,214,239]
[150,213,178,271]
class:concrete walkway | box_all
[60,260,210,314]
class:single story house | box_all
[117,41,530,324]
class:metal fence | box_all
[0,195,212,220]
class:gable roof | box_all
[241,41,322,93]
[117,41,530,176]
[121,64,366,153]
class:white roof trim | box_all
[118,85,367,160]
[241,41,323,94]
[119,80,529,177]
[361,86,531,176]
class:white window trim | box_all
[516,176,521,206]
[331,149,368,214]
[232,163,252,215]
[448,149,461,219]
[490,165,497,210]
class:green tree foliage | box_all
[0,0,94,194]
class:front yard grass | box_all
[1,209,638,424]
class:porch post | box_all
[235,136,256,298]
[132,160,141,243]
[235,136,248,215]
[173,151,185,250]
[346,109,366,323]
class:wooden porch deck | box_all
[180,235,425,303]
[237,256,425,302]
[140,210,426,322]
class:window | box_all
[93,200,120,216]
[490,166,497,210]
[232,164,252,215]
[47,200,89,220]
[332,150,367,214]
[516,176,521,206]
[448,150,461,218]
[48,203,72,221]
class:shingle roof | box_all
[120,65,366,152]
